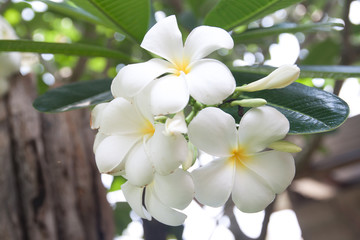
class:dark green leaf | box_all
[109,176,127,192]
[30,0,119,30]
[113,202,132,235]
[223,71,349,134]
[0,40,135,62]
[33,78,113,113]
[232,65,360,79]
[204,0,303,30]
[88,0,151,43]
[233,22,344,42]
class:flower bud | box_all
[268,140,302,153]
[237,65,300,92]
[230,98,267,108]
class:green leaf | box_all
[29,0,118,30]
[113,202,132,236]
[33,78,113,113]
[69,0,122,31]
[233,22,344,42]
[301,39,340,65]
[0,40,134,62]
[109,176,127,192]
[222,71,349,134]
[232,65,360,79]
[87,0,151,43]
[204,0,303,30]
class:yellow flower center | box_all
[140,120,155,137]
[174,59,191,76]
[229,146,249,168]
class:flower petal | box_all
[153,169,194,210]
[90,102,108,129]
[147,124,188,175]
[232,165,275,213]
[186,59,235,105]
[99,98,151,136]
[148,74,189,115]
[140,15,183,64]
[111,58,171,98]
[145,184,187,226]
[95,135,140,175]
[191,158,235,207]
[184,26,233,62]
[238,106,289,153]
[122,182,151,220]
[243,151,295,193]
[93,132,108,153]
[188,107,237,157]
[125,142,154,187]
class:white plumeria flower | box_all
[188,106,295,213]
[91,97,188,187]
[111,15,236,115]
[122,168,194,226]
[237,65,300,92]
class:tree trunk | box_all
[0,73,114,240]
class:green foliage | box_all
[109,176,127,192]
[113,202,132,236]
[301,39,340,65]
[0,40,134,61]
[233,22,343,43]
[33,79,113,112]
[204,0,303,30]
[86,0,151,43]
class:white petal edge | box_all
[90,102,108,129]
[122,182,151,220]
[145,183,187,226]
[95,135,140,175]
[186,59,235,105]
[243,151,295,193]
[125,142,154,187]
[111,58,171,98]
[148,73,190,115]
[140,15,183,64]
[93,132,108,154]
[153,169,194,210]
[191,157,235,207]
[232,165,275,213]
[184,25,234,63]
[188,107,237,157]
[238,106,289,153]
[148,124,188,175]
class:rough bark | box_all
[0,73,114,240]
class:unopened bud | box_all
[230,98,267,108]
[237,65,300,92]
[268,140,302,153]
[164,111,187,136]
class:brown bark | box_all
[0,73,114,240]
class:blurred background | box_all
[0,0,359,239]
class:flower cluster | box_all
[91,15,301,226]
